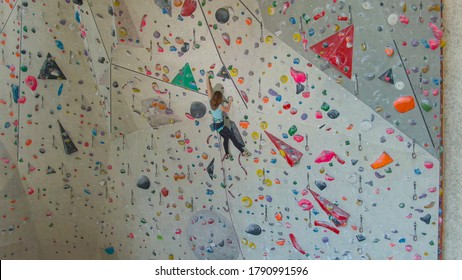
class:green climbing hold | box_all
[20,65,28,72]
[421,99,433,112]
[198,21,203,26]
[321,102,330,111]
[288,125,297,136]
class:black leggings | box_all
[214,122,245,154]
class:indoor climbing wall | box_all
[1,0,110,259]
[0,0,443,260]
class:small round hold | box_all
[395,81,405,90]
[388,13,399,25]
[360,120,373,131]
[362,1,372,10]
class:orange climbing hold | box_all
[274,212,283,221]
[239,121,249,129]
[371,152,394,169]
[393,96,415,113]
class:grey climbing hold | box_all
[136,175,151,190]
[190,101,207,119]
[315,180,327,191]
[215,8,230,24]
[327,110,340,119]
[245,224,262,235]
[420,214,431,224]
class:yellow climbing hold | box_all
[252,132,260,140]
[265,36,273,44]
[118,27,128,37]
[293,33,301,43]
[230,68,238,77]
[242,196,253,208]
[260,121,268,130]
[280,75,288,84]
[268,6,276,15]
[256,169,264,177]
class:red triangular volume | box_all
[310,25,354,79]
[309,189,350,227]
[264,131,303,167]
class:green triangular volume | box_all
[171,63,198,91]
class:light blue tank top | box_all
[211,107,223,121]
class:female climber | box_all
[207,75,251,159]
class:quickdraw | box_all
[238,153,248,175]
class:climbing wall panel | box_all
[0,0,443,260]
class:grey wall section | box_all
[442,0,462,260]
[258,0,442,158]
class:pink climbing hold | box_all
[140,14,147,32]
[282,1,290,15]
[302,91,310,98]
[325,174,335,181]
[181,0,197,17]
[293,134,304,143]
[399,15,409,24]
[222,33,231,46]
[18,96,27,104]
[185,113,195,120]
[290,67,307,84]
[302,37,309,52]
[25,75,38,91]
[314,150,345,165]
[297,199,314,211]
[240,90,249,103]
[429,22,443,40]
[157,42,164,53]
[428,39,440,50]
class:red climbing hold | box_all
[310,25,354,79]
[181,0,197,17]
[289,233,306,255]
[309,189,350,227]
